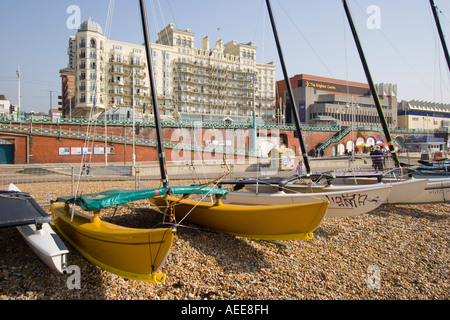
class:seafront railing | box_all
[2,115,447,134]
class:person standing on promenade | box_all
[296,159,305,175]
[372,146,384,170]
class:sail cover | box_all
[56,186,228,211]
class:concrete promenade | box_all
[0,152,431,186]
[134,152,426,180]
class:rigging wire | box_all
[350,0,436,97]
[104,0,115,39]
[172,172,230,226]
[433,5,450,100]
[161,0,225,185]
[150,0,160,40]
[165,0,179,28]
[252,0,265,47]
[70,96,98,221]
[341,8,353,155]
[155,0,209,185]
[274,0,334,78]
[147,0,238,216]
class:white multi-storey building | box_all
[0,95,12,116]
[69,19,276,123]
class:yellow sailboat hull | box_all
[152,196,328,241]
[51,203,175,283]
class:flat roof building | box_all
[398,100,450,131]
[277,74,398,128]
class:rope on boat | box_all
[168,160,232,226]
[172,175,230,226]
[248,177,332,202]
[70,87,100,222]
[147,226,173,275]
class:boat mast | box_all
[430,0,450,73]
[342,0,401,168]
[138,0,169,188]
[265,0,311,175]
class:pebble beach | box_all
[0,179,448,302]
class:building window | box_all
[90,39,96,48]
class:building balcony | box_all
[108,68,124,74]
[134,71,147,78]
[129,61,146,68]
[109,58,127,65]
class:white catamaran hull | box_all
[330,178,439,204]
[16,222,69,274]
[395,178,450,204]
[246,178,427,205]
[8,184,69,274]
[223,184,392,218]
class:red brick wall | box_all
[4,122,418,164]
[25,135,159,164]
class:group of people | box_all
[294,145,388,174]
[311,148,324,158]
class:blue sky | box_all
[1,0,449,114]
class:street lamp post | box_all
[16,65,21,121]
[42,89,55,119]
